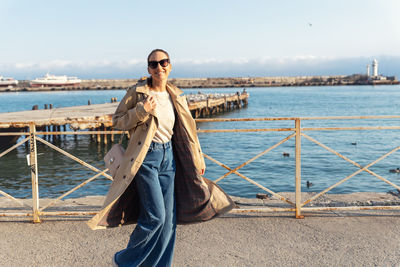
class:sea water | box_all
[1,85,400,198]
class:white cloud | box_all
[1,56,400,79]
[14,62,36,69]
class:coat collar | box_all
[135,79,183,99]
[135,79,184,119]
[135,79,149,94]
[166,83,184,99]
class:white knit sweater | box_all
[149,90,175,144]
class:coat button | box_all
[138,141,141,145]
[130,158,134,162]
[123,175,126,179]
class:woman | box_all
[87,49,234,266]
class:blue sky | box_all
[2,0,400,79]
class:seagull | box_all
[256,193,269,200]
[388,189,400,197]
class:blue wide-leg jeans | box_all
[115,141,176,267]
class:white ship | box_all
[0,76,18,87]
[30,73,81,87]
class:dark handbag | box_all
[104,132,126,177]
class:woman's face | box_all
[147,51,171,83]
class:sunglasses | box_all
[148,59,170,69]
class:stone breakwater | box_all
[1,75,398,92]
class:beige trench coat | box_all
[87,80,235,230]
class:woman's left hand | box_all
[143,95,157,113]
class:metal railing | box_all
[0,123,119,222]
[197,115,400,218]
[1,115,400,222]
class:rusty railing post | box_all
[29,123,41,223]
[295,118,303,218]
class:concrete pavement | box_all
[1,194,400,266]
[1,210,400,266]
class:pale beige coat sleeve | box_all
[112,87,149,130]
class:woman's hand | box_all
[143,95,156,113]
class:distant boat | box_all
[30,73,81,87]
[0,76,18,88]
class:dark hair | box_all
[147,49,170,87]
[147,49,170,63]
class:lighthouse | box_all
[372,59,378,77]
[366,64,370,77]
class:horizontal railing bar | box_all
[283,115,400,120]
[1,127,400,136]
[302,126,400,131]
[301,206,400,212]
[35,131,125,135]
[2,127,400,136]
[231,205,400,213]
[230,207,295,213]
[2,205,400,218]
[0,120,112,126]
[1,115,399,127]
[40,211,98,216]
[2,127,400,137]
[0,213,33,217]
[197,128,295,133]
[0,211,101,217]
[0,131,125,136]
[199,126,400,133]
[196,118,297,122]
[0,132,27,136]
[34,127,400,134]
[195,115,400,122]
